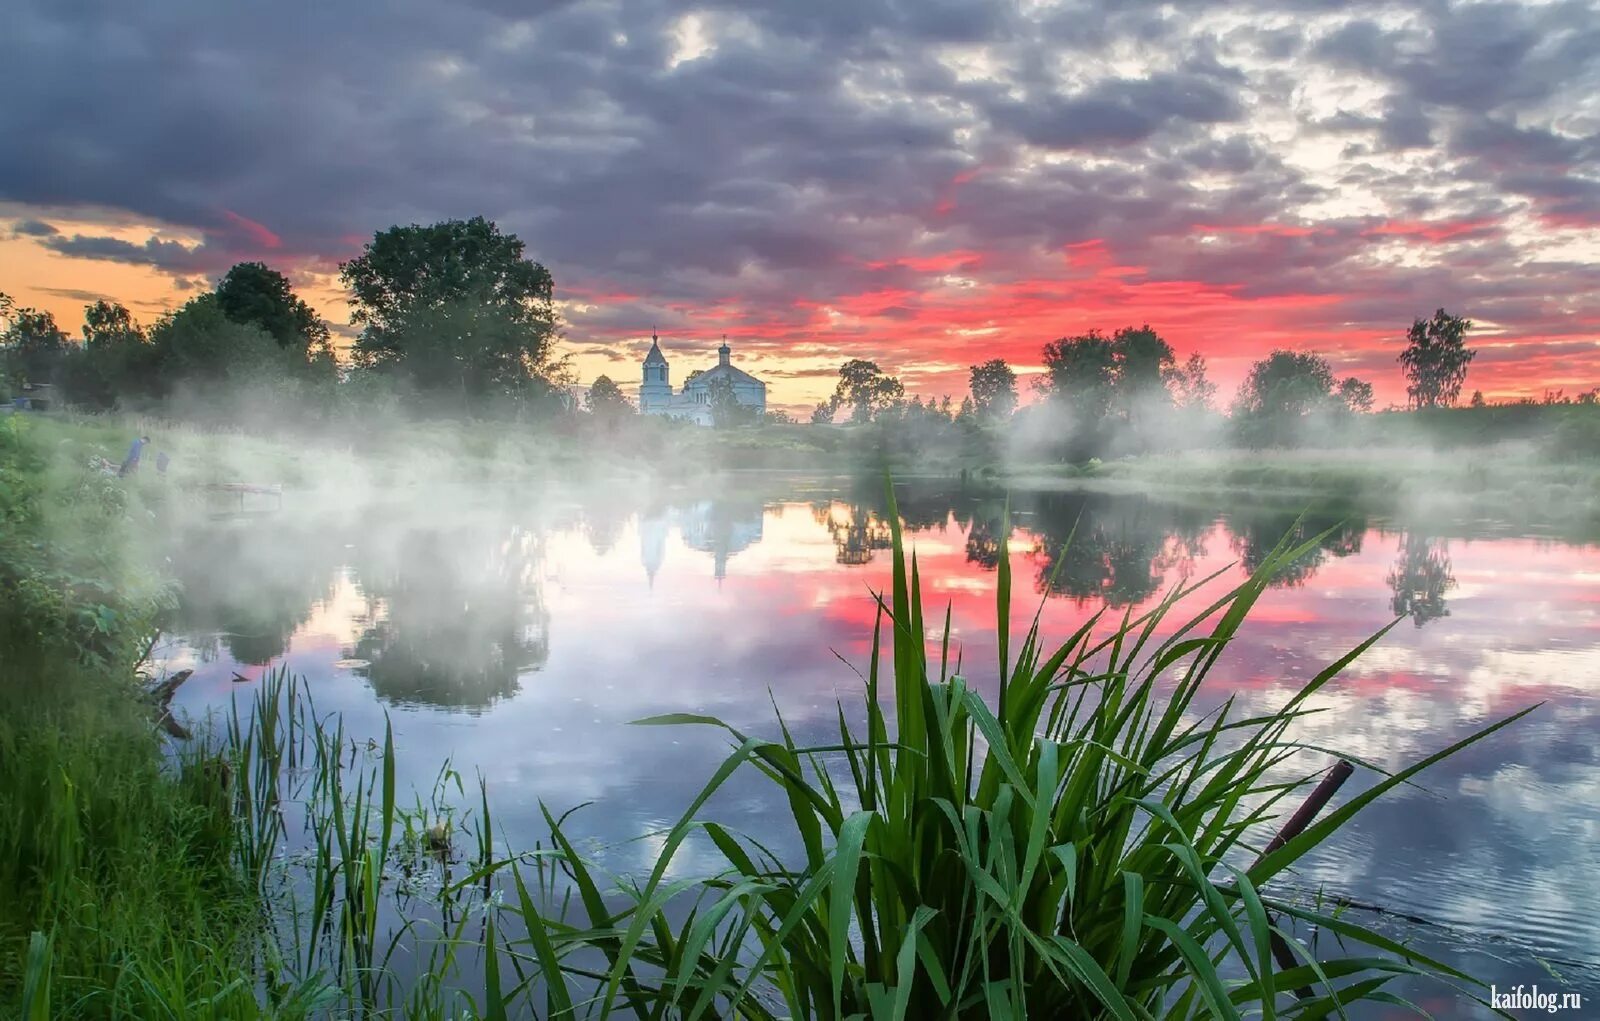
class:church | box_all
[638,332,767,426]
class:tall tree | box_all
[1165,353,1217,410]
[1040,332,1116,415]
[968,358,1018,420]
[342,217,566,407]
[585,375,632,418]
[707,376,756,428]
[1399,309,1474,409]
[82,300,145,349]
[214,262,332,357]
[1,308,70,386]
[831,359,904,423]
[1110,326,1175,406]
[1336,376,1375,413]
[149,293,279,381]
[67,301,154,407]
[810,400,837,424]
[1233,350,1337,419]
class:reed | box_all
[505,489,1531,1019]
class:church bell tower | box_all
[640,329,671,414]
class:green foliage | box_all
[1166,353,1217,411]
[830,359,905,424]
[586,374,634,419]
[708,375,758,428]
[1230,351,1374,447]
[214,261,333,357]
[1399,309,1474,410]
[343,217,569,410]
[1,307,70,388]
[968,358,1018,420]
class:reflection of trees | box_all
[167,519,342,665]
[1387,534,1454,627]
[1226,508,1366,589]
[350,523,549,711]
[820,503,894,566]
[1026,493,1211,607]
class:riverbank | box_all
[999,443,1600,537]
[0,414,269,1016]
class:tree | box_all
[765,408,795,425]
[810,400,837,425]
[148,293,280,381]
[585,375,633,420]
[1109,326,1175,407]
[1399,309,1474,409]
[968,358,1018,420]
[707,376,756,428]
[1233,350,1336,420]
[1336,376,1375,414]
[1166,353,1217,410]
[342,217,566,408]
[1040,332,1116,415]
[1469,389,1486,408]
[66,301,155,408]
[830,359,904,423]
[1,308,70,386]
[82,300,144,349]
[215,262,332,358]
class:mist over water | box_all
[152,476,1600,1013]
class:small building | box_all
[639,332,766,426]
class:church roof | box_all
[686,362,763,387]
[644,337,668,365]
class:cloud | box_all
[0,0,1596,403]
[11,218,58,237]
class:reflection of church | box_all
[639,499,765,583]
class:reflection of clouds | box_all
[155,484,1600,999]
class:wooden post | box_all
[1253,759,1355,999]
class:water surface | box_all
[158,478,1600,1015]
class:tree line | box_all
[1,211,1550,453]
[1,217,569,421]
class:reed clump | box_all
[507,489,1529,1019]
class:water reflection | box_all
[167,517,343,665]
[346,521,550,711]
[1388,534,1455,627]
[156,477,1600,1008]
[1227,506,1366,588]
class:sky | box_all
[3,0,1599,412]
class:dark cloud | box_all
[11,218,58,237]
[0,0,1595,390]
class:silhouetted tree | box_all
[585,375,633,420]
[1166,353,1217,410]
[1400,309,1474,409]
[1,307,69,387]
[1336,376,1375,413]
[968,358,1018,420]
[830,359,904,423]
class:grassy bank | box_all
[1002,444,1600,535]
[0,413,267,1017]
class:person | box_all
[118,435,150,477]
[156,450,170,476]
